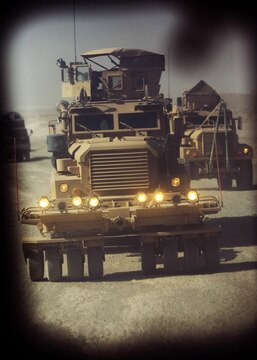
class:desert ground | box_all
[3,94,257,359]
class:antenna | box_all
[167,47,171,98]
[73,0,77,63]
[13,138,20,220]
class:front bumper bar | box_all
[21,195,220,237]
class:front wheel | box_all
[87,246,104,280]
[162,239,179,275]
[204,237,220,272]
[236,160,253,190]
[67,249,84,280]
[45,249,62,282]
[141,242,156,275]
[219,177,232,190]
[183,239,201,274]
[26,250,44,281]
[24,150,30,161]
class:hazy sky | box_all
[4,3,254,111]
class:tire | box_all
[236,160,253,190]
[67,249,84,280]
[26,250,44,281]
[183,239,200,274]
[45,249,62,282]
[219,177,232,190]
[204,237,220,272]
[87,246,104,280]
[141,242,156,275]
[162,239,179,275]
[25,151,30,161]
[16,152,23,162]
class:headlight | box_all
[38,196,50,209]
[59,183,69,193]
[88,196,100,209]
[153,191,164,204]
[137,192,147,204]
[72,196,82,207]
[238,145,252,156]
[186,190,199,203]
[171,177,180,187]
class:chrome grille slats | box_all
[90,149,149,191]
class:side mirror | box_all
[173,117,184,138]
[237,116,243,130]
[166,103,173,112]
[47,134,68,153]
[177,97,182,107]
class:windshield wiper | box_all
[119,121,145,137]
[76,122,101,137]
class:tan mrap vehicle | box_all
[20,49,221,281]
[170,81,253,190]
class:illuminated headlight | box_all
[59,183,69,193]
[72,196,82,207]
[38,196,50,209]
[137,192,147,204]
[239,145,252,156]
[186,190,199,203]
[154,191,165,204]
[171,177,180,187]
[88,196,100,209]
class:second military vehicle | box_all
[170,80,253,190]
[0,111,31,162]
[20,49,221,281]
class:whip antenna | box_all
[167,47,171,98]
[73,0,77,63]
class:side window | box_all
[76,66,89,82]
[108,75,122,90]
[136,76,145,90]
[62,68,73,82]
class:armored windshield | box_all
[74,114,114,133]
[185,110,232,127]
[208,114,232,125]
[118,112,158,130]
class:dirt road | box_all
[3,107,257,359]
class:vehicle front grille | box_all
[90,149,150,192]
[203,133,226,154]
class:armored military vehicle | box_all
[170,81,253,190]
[0,111,31,161]
[21,49,221,281]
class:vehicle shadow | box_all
[99,259,257,282]
[209,215,257,247]
[29,156,51,162]
[219,261,257,273]
[193,184,257,191]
